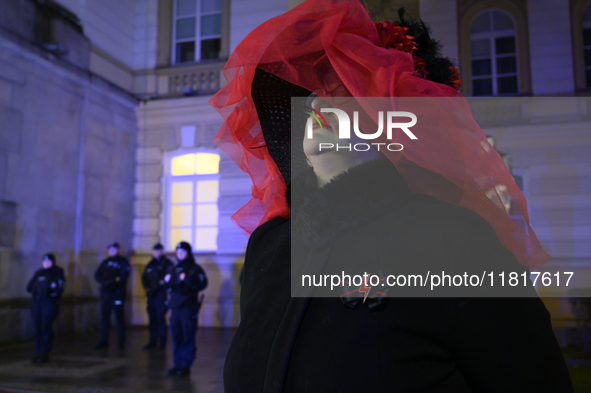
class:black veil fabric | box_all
[251,67,312,186]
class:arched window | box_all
[165,151,220,252]
[583,3,591,88]
[469,9,519,96]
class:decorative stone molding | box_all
[157,62,225,97]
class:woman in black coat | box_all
[164,241,208,377]
[26,253,65,363]
[229,156,573,392]
[210,0,574,391]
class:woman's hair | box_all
[43,253,56,265]
[393,8,457,89]
[176,241,195,261]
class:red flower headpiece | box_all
[374,20,416,53]
[374,20,462,90]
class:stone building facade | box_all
[0,0,590,344]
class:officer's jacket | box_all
[94,255,131,294]
[141,256,173,297]
[27,266,66,302]
[165,258,207,309]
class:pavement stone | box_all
[0,327,234,393]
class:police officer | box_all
[164,241,207,376]
[26,253,65,363]
[94,242,130,350]
[141,242,173,350]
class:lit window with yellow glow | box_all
[168,152,220,251]
[171,153,220,176]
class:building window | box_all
[584,3,591,88]
[469,9,518,96]
[172,0,222,64]
[167,152,220,252]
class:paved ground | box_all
[3,328,589,392]
[0,328,235,393]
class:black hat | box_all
[153,242,164,250]
[176,241,192,253]
[108,242,120,249]
[43,253,56,264]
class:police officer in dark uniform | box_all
[94,242,131,350]
[141,242,173,350]
[164,241,207,376]
[26,253,65,363]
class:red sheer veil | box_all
[209,0,550,270]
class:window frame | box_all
[469,8,519,96]
[162,148,221,254]
[171,0,223,65]
[458,0,531,97]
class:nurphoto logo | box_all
[304,106,418,152]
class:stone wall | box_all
[419,0,459,61]
[526,0,575,95]
[0,0,138,344]
[229,0,288,53]
[53,0,137,69]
